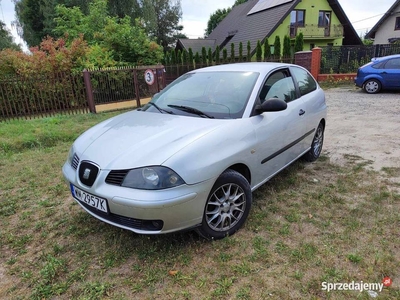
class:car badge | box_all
[83,168,91,180]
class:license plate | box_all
[70,184,108,213]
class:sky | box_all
[0,0,397,49]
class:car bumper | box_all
[62,162,216,234]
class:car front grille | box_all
[78,201,163,231]
[105,169,130,185]
[71,153,80,170]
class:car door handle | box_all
[299,109,305,116]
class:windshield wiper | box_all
[168,105,214,119]
[147,102,174,114]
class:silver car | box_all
[62,62,327,239]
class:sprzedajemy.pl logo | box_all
[321,277,392,293]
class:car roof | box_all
[372,54,400,61]
[190,62,296,75]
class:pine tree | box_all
[239,42,243,62]
[230,43,235,62]
[263,38,271,61]
[247,41,251,62]
[273,36,281,60]
[256,40,262,62]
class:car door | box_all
[252,68,308,185]
[380,58,400,88]
[289,66,324,152]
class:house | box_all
[175,38,217,56]
[177,0,362,58]
[365,0,400,44]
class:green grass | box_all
[0,112,399,299]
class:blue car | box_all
[354,54,400,94]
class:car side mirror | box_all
[256,98,287,113]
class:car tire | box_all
[197,169,252,240]
[303,122,324,162]
[363,79,381,94]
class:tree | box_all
[256,40,262,61]
[207,47,212,65]
[246,41,251,62]
[205,8,231,36]
[0,21,21,51]
[14,0,184,51]
[194,52,200,64]
[263,38,271,61]
[294,32,304,52]
[13,0,92,47]
[182,49,188,64]
[233,0,248,5]
[107,0,141,20]
[273,36,281,59]
[239,42,243,62]
[53,0,163,65]
[283,35,291,58]
[170,48,176,64]
[222,48,227,63]
[201,47,207,65]
[215,45,220,64]
[188,48,194,65]
[230,43,235,62]
[141,0,185,51]
[14,0,56,47]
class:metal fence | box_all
[320,44,400,74]
[0,66,166,121]
[84,66,166,110]
[0,72,88,121]
[164,56,292,84]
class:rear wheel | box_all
[363,79,381,94]
[303,122,324,162]
[197,169,252,240]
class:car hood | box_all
[74,110,226,170]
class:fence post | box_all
[133,69,141,108]
[311,47,322,80]
[82,69,96,113]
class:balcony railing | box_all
[289,24,344,39]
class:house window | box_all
[290,10,305,37]
[290,10,305,27]
[395,17,400,30]
[318,11,331,27]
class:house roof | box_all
[365,0,400,39]
[208,0,361,55]
[207,0,298,55]
[176,39,217,54]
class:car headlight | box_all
[66,146,75,166]
[121,166,185,190]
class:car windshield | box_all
[141,71,259,119]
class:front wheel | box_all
[197,169,252,240]
[303,122,324,162]
[363,79,381,94]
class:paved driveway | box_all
[323,86,400,171]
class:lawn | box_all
[0,111,399,299]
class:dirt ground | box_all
[323,86,400,171]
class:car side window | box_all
[290,67,317,96]
[260,70,296,103]
[384,58,400,69]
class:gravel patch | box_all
[323,86,400,171]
